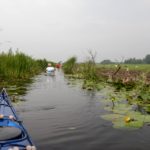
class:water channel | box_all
[13,70,150,150]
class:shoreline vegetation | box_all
[62,56,150,129]
[0,50,49,99]
[0,50,48,83]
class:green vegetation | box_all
[63,51,101,90]
[0,49,48,83]
[101,109,150,129]
[100,86,150,129]
[63,55,150,129]
[62,56,77,74]
[0,49,49,102]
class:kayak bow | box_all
[0,88,36,150]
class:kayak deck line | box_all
[0,88,36,150]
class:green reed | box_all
[62,56,77,74]
[0,50,47,81]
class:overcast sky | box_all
[0,0,150,62]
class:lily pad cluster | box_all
[101,103,150,129]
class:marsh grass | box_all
[62,57,77,74]
[0,50,47,81]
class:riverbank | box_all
[63,59,150,128]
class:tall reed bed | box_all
[62,57,77,74]
[0,50,47,81]
[62,56,100,90]
[81,61,99,81]
[63,57,98,79]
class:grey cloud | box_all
[0,0,150,61]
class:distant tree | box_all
[101,59,113,64]
[143,54,150,64]
[124,58,143,64]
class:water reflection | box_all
[46,75,55,83]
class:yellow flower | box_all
[124,116,131,123]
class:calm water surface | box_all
[15,70,150,150]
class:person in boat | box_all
[46,63,55,75]
[56,61,61,69]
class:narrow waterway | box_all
[15,70,150,150]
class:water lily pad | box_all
[101,103,150,129]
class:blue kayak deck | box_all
[0,89,36,150]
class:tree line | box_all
[101,54,150,64]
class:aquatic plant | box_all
[82,61,98,80]
[62,56,77,74]
[101,103,150,129]
[62,55,150,110]
[99,82,150,129]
